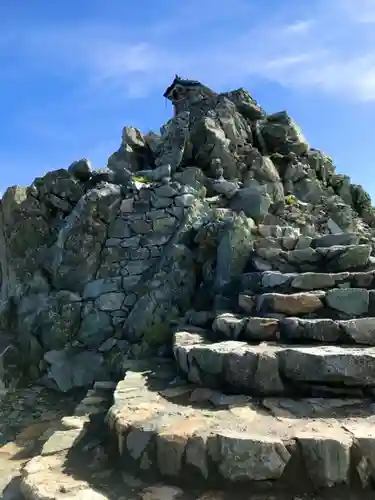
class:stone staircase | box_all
[14,228,375,496]
[250,231,372,273]
[174,230,375,399]
[103,227,375,493]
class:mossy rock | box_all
[142,308,180,346]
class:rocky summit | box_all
[2,77,375,498]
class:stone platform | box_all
[106,361,375,492]
[173,330,375,397]
[251,243,372,273]
[0,362,373,498]
[10,369,364,500]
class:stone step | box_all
[106,364,375,490]
[238,288,375,319]
[19,381,118,499]
[251,244,371,273]
[253,235,311,251]
[213,312,375,346]
[251,224,301,238]
[74,380,115,416]
[241,270,375,295]
[252,232,359,252]
[173,329,375,397]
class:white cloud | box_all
[282,20,315,34]
[339,0,375,24]
[3,0,375,101]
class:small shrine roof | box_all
[163,74,203,98]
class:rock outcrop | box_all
[2,76,375,496]
[1,77,375,394]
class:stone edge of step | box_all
[212,313,375,345]
[252,244,372,272]
[172,328,375,397]
[105,365,375,489]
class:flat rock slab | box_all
[239,288,375,319]
[0,380,114,500]
[21,451,109,500]
[0,384,86,498]
[241,270,375,294]
[173,330,375,396]
[252,244,371,273]
[107,364,375,491]
[213,313,375,346]
[252,232,359,253]
[16,369,360,500]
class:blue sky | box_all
[2,0,375,198]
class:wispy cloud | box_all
[2,0,375,101]
[339,0,375,24]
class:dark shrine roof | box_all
[163,74,203,98]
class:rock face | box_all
[1,74,375,401]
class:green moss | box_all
[214,213,226,221]
[143,306,181,347]
[132,175,151,184]
[285,194,298,206]
[143,321,170,346]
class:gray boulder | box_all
[215,214,254,292]
[68,158,92,181]
[43,349,108,392]
[108,126,155,174]
[223,88,265,121]
[230,185,272,222]
[255,111,309,156]
[154,111,190,171]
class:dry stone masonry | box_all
[3,76,375,497]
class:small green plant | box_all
[285,194,298,205]
[214,212,226,222]
[132,175,151,184]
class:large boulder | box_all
[190,97,252,179]
[15,290,82,382]
[230,185,272,222]
[43,349,108,392]
[45,183,122,293]
[0,170,84,298]
[68,158,92,181]
[108,126,155,174]
[191,116,239,179]
[214,213,254,292]
[306,149,335,186]
[223,88,265,121]
[154,111,190,170]
[255,111,309,156]
[242,148,284,211]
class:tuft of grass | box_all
[133,175,151,184]
[285,194,298,205]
